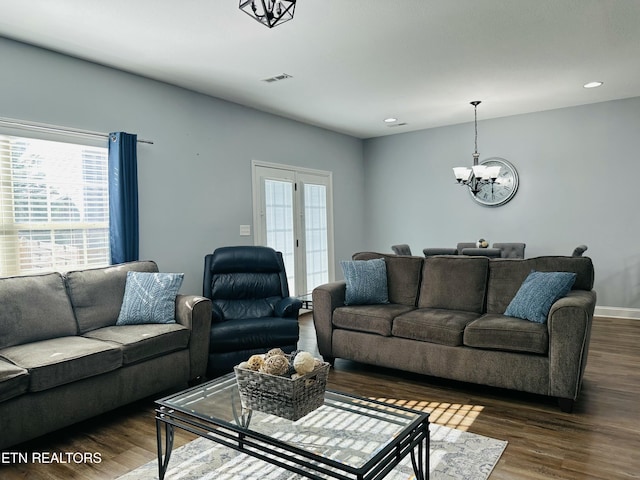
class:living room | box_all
[1,1,639,479]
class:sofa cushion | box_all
[341,258,389,305]
[0,272,77,350]
[463,314,549,354]
[0,337,122,392]
[504,270,576,323]
[210,269,284,322]
[211,272,283,300]
[0,360,29,402]
[392,308,481,346]
[418,256,489,313]
[65,260,159,334]
[116,272,184,325]
[352,252,424,306]
[486,256,594,314]
[332,304,415,337]
[214,297,279,322]
[83,324,190,365]
[209,316,299,353]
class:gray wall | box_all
[0,37,365,295]
[363,97,640,312]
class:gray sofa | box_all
[313,252,596,412]
[0,261,212,449]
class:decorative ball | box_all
[265,348,285,359]
[247,354,265,371]
[260,354,289,376]
[293,351,316,375]
[238,361,250,370]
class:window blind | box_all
[0,135,110,276]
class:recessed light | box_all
[583,81,603,89]
[383,117,398,123]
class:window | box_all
[0,135,109,276]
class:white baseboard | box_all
[594,306,640,320]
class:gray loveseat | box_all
[0,261,211,449]
[313,252,596,412]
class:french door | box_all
[252,161,334,296]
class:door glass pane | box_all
[304,183,328,293]
[264,178,295,290]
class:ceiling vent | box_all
[262,73,293,83]
[387,122,408,127]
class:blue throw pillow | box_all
[504,270,576,323]
[116,272,184,325]
[341,258,389,305]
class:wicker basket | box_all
[234,360,330,421]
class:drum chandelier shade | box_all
[239,0,297,28]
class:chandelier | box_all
[452,101,501,194]
[239,0,297,28]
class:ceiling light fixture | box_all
[239,0,296,28]
[262,73,293,83]
[383,117,398,123]
[583,81,603,89]
[452,101,501,194]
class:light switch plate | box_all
[240,225,251,236]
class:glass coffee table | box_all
[155,373,429,480]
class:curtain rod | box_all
[0,117,154,145]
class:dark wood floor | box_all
[1,313,638,480]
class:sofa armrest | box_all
[175,294,212,381]
[547,289,597,401]
[275,296,303,318]
[312,281,346,360]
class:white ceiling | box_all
[1,0,639,139]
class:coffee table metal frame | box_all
[155,374,429,480]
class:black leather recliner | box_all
[203,246,302,378]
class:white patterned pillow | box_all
[116,272,184,325]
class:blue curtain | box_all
[108,132,139,264]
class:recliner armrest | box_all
[275,296,303,318]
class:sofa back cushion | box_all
[418,256,489,313]
[204,246,291,322]
[352,252,424,306]
[65,261,159,334]
[210,272,282,321]
[0,273,77,349]
[486,256,595,314]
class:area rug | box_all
[117,421,506,480]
